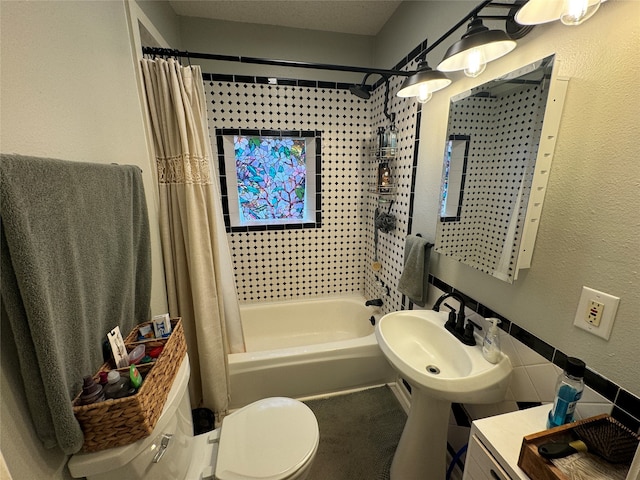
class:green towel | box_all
[0,154,151,454]
[397,235,432,307]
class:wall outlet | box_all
[573,286,620,340]
[586,300,604,326]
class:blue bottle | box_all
[547,357,585,428]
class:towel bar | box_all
[412,233,434,248]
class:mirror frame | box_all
[515,59,568,277]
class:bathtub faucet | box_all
[365,298,383,307]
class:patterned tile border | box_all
[203,72,354,91]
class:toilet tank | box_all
[68,356,195,480]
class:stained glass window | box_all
[234,135,307,221]
[217,129,320,231]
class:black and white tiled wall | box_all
[204,74,373,302]
[203,71,418,309]
[363,60,423,315]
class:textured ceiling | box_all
[168,1,403,35]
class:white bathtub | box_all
[229,295,395,408]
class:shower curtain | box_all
[140,57,245,420]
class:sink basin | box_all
[375,309,512,403]
[375,309,512,480]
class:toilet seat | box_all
[215,397,319,480]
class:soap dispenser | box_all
[482,318,502,364]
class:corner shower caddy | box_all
[369,146,397,201]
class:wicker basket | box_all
[72,318,186,452]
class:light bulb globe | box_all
[560,0,601,25]
[464,49,487,78]
[417,90,433,104]
[464,63,486,78]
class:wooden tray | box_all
[518,414,632,480]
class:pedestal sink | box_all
[375,310,512,480]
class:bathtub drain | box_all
[425,365,440,375]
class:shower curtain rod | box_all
[141,1,517,81]
[142,47,413,77]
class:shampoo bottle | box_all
[378,163,391,192]
[387,124,397,157]
[79,375,105,405]
[482,318,502,364]
[104,370,135,399]
[377,126,386,153]
[547,357,585,428]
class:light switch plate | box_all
[573,286,620,340]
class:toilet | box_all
[68,355,319,480]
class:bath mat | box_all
[304,386,406,480]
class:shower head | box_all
[349,83,371,99]
[349,72,391,101]
[349,72,374,99]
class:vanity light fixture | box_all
[397,61,452,103]
[515,0,603,26]
[437,17,517,78]
[143,1,534,104]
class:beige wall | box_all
[375,1,477,69]
[411,1,640,396]
[177,16,375,84]
[0,0,167,315]
[0,1,168,478]
[135,0,182,48]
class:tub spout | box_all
[365,298,383,307]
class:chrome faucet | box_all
[432,292,476,346]
[365,298,383,307]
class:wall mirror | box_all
[435,54,568,283]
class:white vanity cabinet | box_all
[462,405,640,480]
[462,405,551,480]
[464,434,512,480]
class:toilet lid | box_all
[216,397,319,480]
